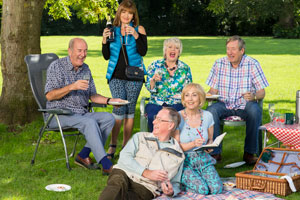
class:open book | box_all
[194,132,227,151]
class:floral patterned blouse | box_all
[146,58,192,105]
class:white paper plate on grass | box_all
[224,161,246,168]
[45,184,71,192]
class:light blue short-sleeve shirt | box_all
[179,110,214,152]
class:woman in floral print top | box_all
[145,37,192,131]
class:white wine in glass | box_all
[155,68,163,82]
[83,74,90,82]
[124,24,129,45]
[268,103,275,122]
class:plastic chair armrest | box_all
[89,102,107,108]
[38,108,72,115]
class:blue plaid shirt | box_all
[45,56,97,114]
[206,55,269,110]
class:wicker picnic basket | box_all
[235,147,300,196]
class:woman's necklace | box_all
[165,62,176,71]
[164,59,178,74]
[184,109,204,140]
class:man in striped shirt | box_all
[206,35,269,165]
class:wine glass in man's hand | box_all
[83,74,90,82]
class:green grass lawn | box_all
[0,36,300,199]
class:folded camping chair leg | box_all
[258,129,262,155]
[54,114,71,171]
[139,97,149,132]
[31,114,55,165]
[69,133,80,157]
[219,123,225,149]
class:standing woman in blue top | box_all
[102,0,147,159]
[174,83,222,195]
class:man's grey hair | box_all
[68,38,88,50]
[162,107,181,131]
[226,35,245,51]
[163,37,183,59]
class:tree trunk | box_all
[0,0,46,127]
[278,0,295,28]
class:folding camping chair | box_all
[25,53,105,170]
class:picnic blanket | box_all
[153,188,283,200]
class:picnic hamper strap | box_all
[120,36,143,68]
[290,164,300,172]
[255,163,267,171]
[280,175,297,192]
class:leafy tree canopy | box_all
[44,0,119,23]
[208,0,300,26]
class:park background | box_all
[0,0,300,199]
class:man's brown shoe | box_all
[243,152,258,165]
[75,155,101,170]
[211,154,222,162]
[102,166,113,176]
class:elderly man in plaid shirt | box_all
[206,35,269,165]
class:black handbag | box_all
[125,66,144,81]
[121,41,144,81]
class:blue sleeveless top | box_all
[106,23,146,81]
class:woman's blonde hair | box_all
[163,37,183,59]
[113,0,139,27]
[181,83,206,108]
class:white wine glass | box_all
[83,74,90,88]
[155,68,163,82]
[159,157,169,189]
[124,24,129,45]
[83,74,90,81]
[268,103,275,122]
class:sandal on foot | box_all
[107,144,117,159]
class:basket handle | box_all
[290,164,300,174]
[250,179,267,190]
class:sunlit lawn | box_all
[0,36,300,199]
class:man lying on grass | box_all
[99,107,185,200]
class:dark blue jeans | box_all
[145,103,184,132]
[206,101,262,155]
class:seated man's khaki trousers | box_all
[99,168,154,200]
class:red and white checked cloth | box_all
[263,122,300,149]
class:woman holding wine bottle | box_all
[102,0,147,159]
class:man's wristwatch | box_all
[106,98,111,105]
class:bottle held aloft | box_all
[106,15,115,42]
